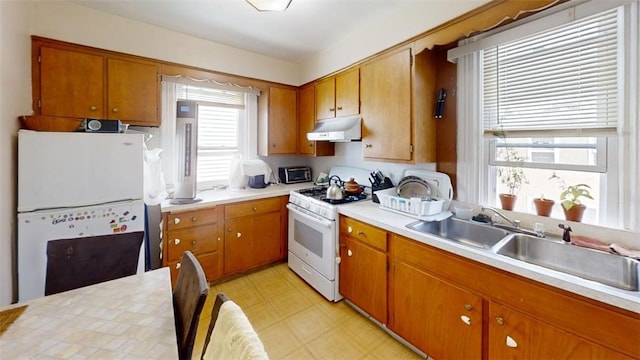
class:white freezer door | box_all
[17,199,145,302]
[18,130,144,212]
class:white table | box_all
[0,268,178,359]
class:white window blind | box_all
[483,6,622,137]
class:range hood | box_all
[307,115,361,142]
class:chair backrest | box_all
[173,251,209,360]
[200,293,229,359]
[200,293,268,360]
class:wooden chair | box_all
[201,293,268,360]
[173,251,209,360]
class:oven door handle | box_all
[286,204,334,228]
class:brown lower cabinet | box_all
[162,207,223,284]
[338,215,639,360]
[162,196,288,285]
[392,260,482,359]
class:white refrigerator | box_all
[17,130,146,302]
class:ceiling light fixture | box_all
[245,0,292,12]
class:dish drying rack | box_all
[374,188,452,221]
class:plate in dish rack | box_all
[396,176,432,200]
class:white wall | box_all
[31,2,301,86]
[300,0,490,83]
[0,1,34,305]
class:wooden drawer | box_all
[340,216,387,251]
[165,225,219,262]
[169,251,221,285]
[225,197,281,219]
[166,207,217,231]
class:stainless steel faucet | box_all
[481,206,520,228]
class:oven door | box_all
[287,203,337,280]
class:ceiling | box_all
[72,0,405,63]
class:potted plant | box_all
[494,130,528,210]
[549,173,594,222]
[533,194,555,217]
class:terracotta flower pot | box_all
[533,198,555,217]
[499,194,517,211]
[563,204,586,222]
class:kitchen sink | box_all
[405,217,510,249]
[494,234,640,291]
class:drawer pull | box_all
[365,144,372,148]
[174,238,181,245]
[192,240,196,245]
[464,304,473,311]
[237,232,242,238]
[347,249,353,257]
[217,237,221,241]
[176,262,181,270]
[460,315,471,325]
[252,207,257,211]
[357,230,364,236]
[90,105,97,111]
[174,218,181,225]
[191,217,197,222]
[496,317,505,325]
[506,336,518,348]
[112,108,119,113]
[347,226,353,233]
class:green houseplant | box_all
[549,173,594,222]
[493,130,528,210]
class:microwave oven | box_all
[278,167,312,184]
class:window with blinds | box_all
[176,84,244,183]
[482,6,622,137]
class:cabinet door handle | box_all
[217,237,221,241]
[174,217,181,225]
[174,238,181,245]
[347,249,353,257]
[176,262,181,270]
[90,106,97,111]
[237,232,242,238]
[506,336,518,348]
[309,143,313,147]
[191,240,196,245]
[228,227,232,232]
[365,144,372,148]
[329,107,335,112]
[496,317,505,325]
[464,304,473,311]
[112,108,119,113]
[460,315,471,325]
[337,106,343,111]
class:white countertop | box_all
[161,186,639,313]
[338,200,640,314]
[160,182,315,212]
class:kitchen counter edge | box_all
[160,182,314,213]
[338,201,640,314]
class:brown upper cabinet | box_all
[297,84,335,156]
[258,86,297,155]
[360,46,436,163]
[315,68,360,121]
[32,37,160,126]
